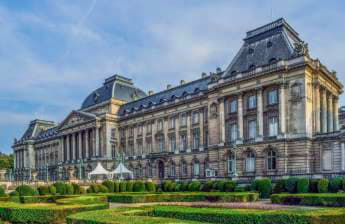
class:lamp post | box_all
[46,165,49,182]
[79,159,84,180]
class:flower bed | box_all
[107,192,258,203]
[271,193,345,207]
[67,205,345,224]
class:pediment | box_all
[59,110,96,130]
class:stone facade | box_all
[12,18,345,183]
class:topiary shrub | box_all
[234,186,246,192]
[163,180,174,192]
[66,184,74,195]
[297,178,309,193]
[145,182,156,192]
[285,177,298,193]
[15,185,38,196]
[343,178,345,192]
[98,185,109,193]
[127,181,134,192]
[250,180,259,191]
[114,181,120,193]
[79,187,86,194]
[180,182,189,192]
[188,181,201,192]
[201,181,214,192]
[37,186,50,195]
[224,181,236,192]
[329,177,342,193]
[213,181,225,192]
[309,179,319,193]
[88,184,100,194]
[257,178,272,198]
[119,182,127,192]
[102,180,114,193]
[53,182,67,195]
[72,183,81,194]
[318,178,329,193]
[9,191,19,197]
[0,186,6,197]
[133,181,145,192]
[49,185,56,195]
[273,179,286,194]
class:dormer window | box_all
[248,64,256,71]
[267,41,273,48]
[248,48,254,55]
[269,58,277,64]
[231,71,237,76]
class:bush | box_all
[214,181,225,192]
[37,186,50,195]
[201,181,214,192]
[114,181,120,193]
[318,179,329,193]
[297,178,309,193]
[163,180,174,192]
[180,182,189,192]
[53,182,67,195]
[49,186,57,195]
[285,177,298,193]
[102,180,114,193]
[309,179,319,193]
[9,191,19,197]
[72,183,81,194]
[342,178,345,192]
[0,186,6,197]
[271,193,345,207]
[329,177,342,193]
[256,178,272,198]
[79,187,86,194]
[88,184,100,194]
[273,179,286,194]
[145,182,156,192]
[98,185,109,193]
[224,181,236,192]
[66,184,74,195]
[15,185,38,196]
[188,181,201,192]
[119,182,127,192]
[133,181,145,192]
[234,186,246,192]
[250,180,259,191]
[126,181,134,192]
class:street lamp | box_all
[46,165,49,182]
[79,159,84,180]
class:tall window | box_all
[192,112,199,124]
[228,153,236,174]
[181,161,188,176]
[248,120,257,139]
[111,145,116,158]
[180,113,187,126]
[169,117,176,129]
[111,128,116,139]
[192,130,200,149]
[248,95,257,109]
[180,134,187,151]
[138,125,143,135]
[267,150,277,170]
[245,151,256,172]
[169,162,176,177]
[193,160,200,176]
[129,127,134,136]
[322,150,332,171]
[269,117,278,137]
[147,140,152,153]
[138,142,143,155]
[230,100,238,113]
[158,120,164,131]
[268,90,278,105]
[158,136,165,152]
[229,123,238,142]
[169,136,176,152]
[146,123,152,133]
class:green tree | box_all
[0,153,14,170]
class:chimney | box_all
[201,72,207,78]
[180,80,186,85]
[167,84,172,90]
[148,90,154,96]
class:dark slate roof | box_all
[20,122,36,141]
[119,76,210,115]
[224,18,302,76]
[35,127,59,141]
[81,75,147,109]
[18,120,57,143]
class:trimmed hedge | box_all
[107,192,258,203]
[145,182,156,192]
[15,185,38,196]
[256,178,272,198]
[285,177,298,193]
[297,178,309,193]
[0,186,6,197]
[318,178,329,193]
[54,182,67,195]
[271,193,345,207]
[102,180,114,193]
[329,177,342,193]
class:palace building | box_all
[12,18,345,182]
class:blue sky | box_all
[0,0,344,154]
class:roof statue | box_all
[88,162,110,179]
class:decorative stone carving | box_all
[210,103,218,119]
[293,41,309,57]
[210,72,221,83]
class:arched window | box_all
[245,151,256,172]
[228,152,236,174]
[193,160,200,177]
[181,160,188,176]
[267,149,277,170]
[168,161,176,177]
[269,58,277,64]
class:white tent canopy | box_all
[88,162,110,179]
[110,162,133,179]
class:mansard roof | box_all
[224,18,302,77]
[18,120,57,143]
[81,75,147,110]
[118,76,210,115]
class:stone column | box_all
[237,93,244,144]
[321,88,328,133]
[72,133,76,161]
[85,130,90,159]
[133,125,137,157]
[95,126,100,157]
[152,121,157,153]
[219,97,226,145]
[186,112,191,152]
[314,83,321,133]
[164,118,169,152]
[328,94,334,133]
[257,88,264,141]
[279,83,287,138]
[78,132,82,160]
[66,135,70,161]
[142,123,147,157]
[199,109,204,151]
[175,116,180,154]
[333,97,340,131]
